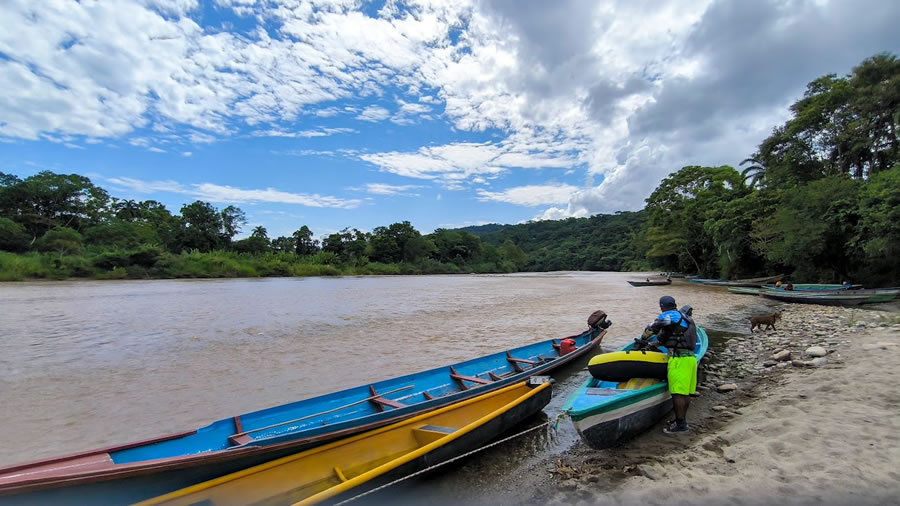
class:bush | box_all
[0,252,48,281]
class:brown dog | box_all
[750,311,782,332]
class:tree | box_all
[220,206,246,246]
[644,165,744,276]
[322,232,346,257]
[37,227,83,258]
[0,217,29,252]
[292,226,319,255]
[853,165,900,281]
[739,155,767,188]
[756,53,900,185]
[271,235,296,253]
[233,226,270,254]
[753,175,861,281]
[178,201,224,252]
[0,171,110,238]
[499,239,527,269]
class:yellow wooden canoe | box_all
[135,380,552,506]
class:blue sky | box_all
[1,0,897,239]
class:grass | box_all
[0,249,513,281]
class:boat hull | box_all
[627,280,671,287]
[137,381,553,506]
[571,386,671,450]
[759,292,896,306]
[727,287,762,295]
[0,328,603,504]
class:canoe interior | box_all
[137,382,552,506]
[110,329,598,463]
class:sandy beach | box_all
[517,304,900,505]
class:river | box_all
[0,272,783,501]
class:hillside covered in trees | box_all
[1,53,898,284]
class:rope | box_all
[331,420,554,506]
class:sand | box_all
[530,305,900,506]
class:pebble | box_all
[712,405,728,411]
[805,346,827,357]
[772,350,791,361]
[811,357,828,367]
[717,383,738,392]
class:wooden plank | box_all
[229,434,255,446]
[371,397,406,409]
[507,356,537,365]
[368,385,407,410]
[450,373,490,385]
[449,366,492,386]
[413,426,455,445]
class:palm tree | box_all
[740,155,767,188]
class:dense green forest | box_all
[0,172,531,280]
[1,53,898,284]
[462,211,648,272]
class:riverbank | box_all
[520,304,900,505]
[0,250,518,281]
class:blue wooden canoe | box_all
[0,323,607,505]
[562,327,708,449]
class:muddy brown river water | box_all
[0,272,787,502]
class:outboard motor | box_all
[587,310,613,330]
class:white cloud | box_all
[272,149,336,157]
[476,184,579,207]
[313,107,340,117]
[360,136,581,188]
[182,151,192,157]
[188,132,217,144]
[251,127,356,138]
[105,176,362,209]
[356,106,391,122]
[63,143,85,150]
[361,183,424,196]
[147,146,167,153]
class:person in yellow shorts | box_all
[641,295,697,434]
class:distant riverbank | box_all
[0,250,517,282]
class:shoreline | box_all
[510,304,900,505]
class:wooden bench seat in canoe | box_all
[449,366,493,390]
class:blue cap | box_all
[659,295,676,309]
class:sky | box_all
[1,0,898,240]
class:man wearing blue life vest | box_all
[638,295,698,434]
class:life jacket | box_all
[658,310,695,352]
